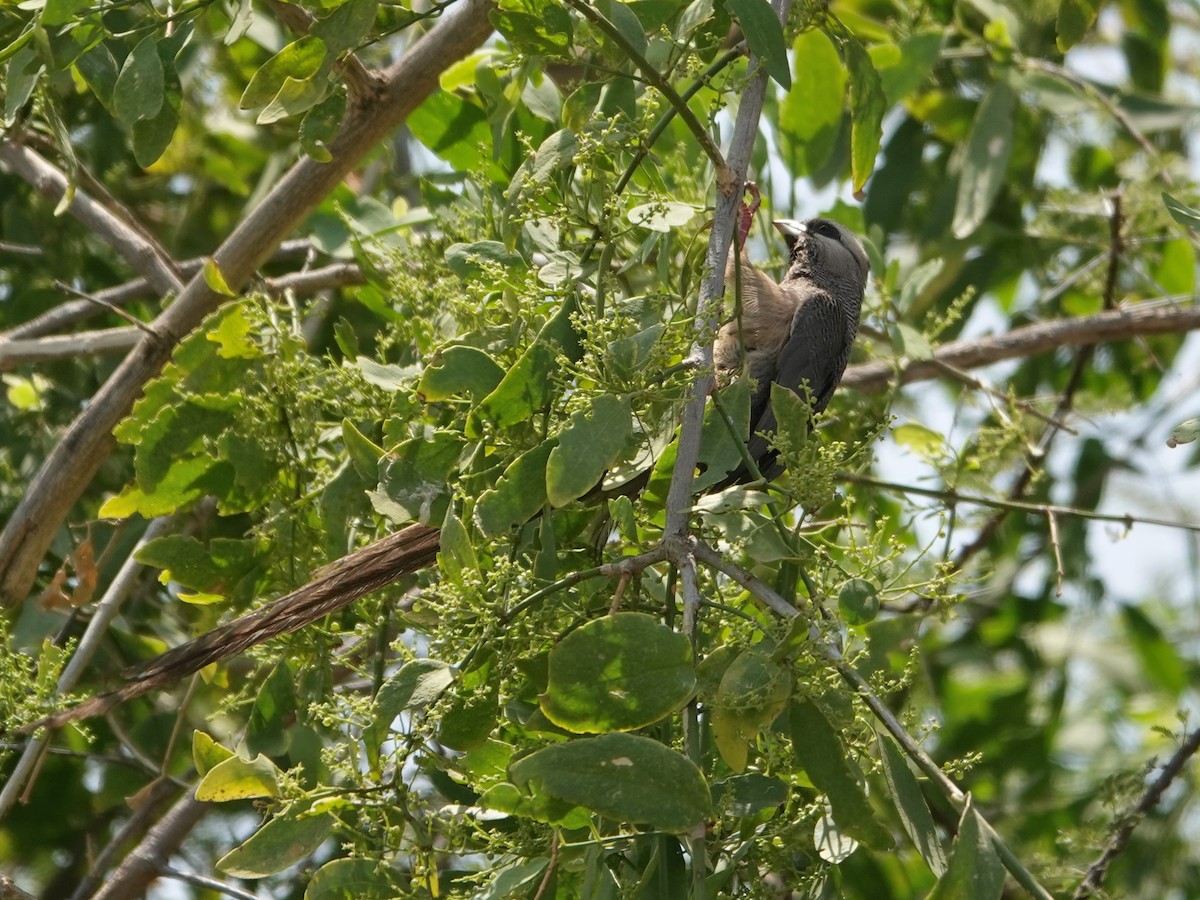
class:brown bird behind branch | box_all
[715,217,869,486]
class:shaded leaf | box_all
[217,808,332,877]
[546,394,633,506]
[541,613,695,733]
[953,80,1016,238]
[510,733,712,831]
[790,699,893,849]
[726,0,790,88]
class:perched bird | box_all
[715,216,869,486]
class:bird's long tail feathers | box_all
[22,523,441,732]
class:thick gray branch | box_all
[842,302,1200,393]
[0,0,496,607]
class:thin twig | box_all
[842,472,1200,535]
[0,140,184,296]
[564,0,726,173]
[1074,724,1200,898]
[1046,510,1064,597]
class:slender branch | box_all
[0,141,184,296]
[1074,724,1200,898]
[0,264,367,366]
[841,301,1200,394]
[0,515,174,818]
[89,791,210,900]
[0,0,498,608]
[4,240,318,339]
[565,0,726,173]
[842,472,1200,535]
[0,327,140,366]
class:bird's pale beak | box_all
[773,219,805,253]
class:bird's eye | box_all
[811,221,842,242]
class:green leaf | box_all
[408,90,493,173]
[507,128,578,208]
[312,0,378,57]
[893,422,944,459]
[135,534,261,597]
[1168,417,1200,448]
[725,0,790,88]
[240,36,328,117]
[541,613,695,733]
[779,29,844,175]
[952,80,1016,238]
[195,754,282,801]
[596,0,648,58]
[299,90,346,162]
[475,441,555,537]
[370,431,464,524]
[192,731,235,777]
[606,322,664,380]
[1056,0,1103,51]
[1162,191,1200,231]
[509,733,712,831]
[42,0,89,26]
[838,578,879,625]
[444,241,526,280]
[889,321,933,360]
[491,5,573,57]
[927,799,1005,900]
[355,356,419,391]
[1121,605,1188,696]
[113,36,164,125]
[341,419,383,481]
[476,293,582,428]
[75,44,119,110]
[202,258,237,297]
[844,37,886,193]
[438,507,479,587]
[871,31,942,105]
[478,781,591,828]
[217,808,333,878]
[627,201,698,233]
[306,858,398,899]
[790,699,893,849]
[439,681,499,751]
[712,773,788,816]
[712,650,792,772]
[546,394,633,506]
[4,46,42,125]
[877,733,948,876]
[476,859,550,900]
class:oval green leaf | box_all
[541,612,695,733]
[545,395,633,507]
[509,733,712,832]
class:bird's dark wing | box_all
[742,288,847,480]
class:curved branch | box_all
[0,0,497,608]
[0,142,184,296]
[842,302,1200,394]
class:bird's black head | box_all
[774,217,870,291]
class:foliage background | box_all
[0,0,1199,897]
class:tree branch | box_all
[1074,724,1200,898]
[0,141,184,296]
[842,301,1200,394]
[0,0,497,608]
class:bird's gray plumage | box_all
[714,217,869,486]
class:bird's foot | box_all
[736,182,761,249]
